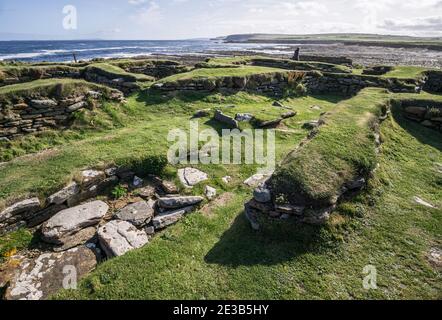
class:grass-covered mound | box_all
[0,65,82,86]
[158,65,286,83]
[0,78,116,104]
[84,63,154,82]
[205,56,352,74]
[270,88,386,208]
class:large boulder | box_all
[41,201,108,250]
[178,168,208,188]
[115,200,155,227]
[157,196,204,209]
[98,220,149,258]
[4,245,99,300]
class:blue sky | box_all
[0,0,442,40]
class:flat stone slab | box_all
[5,245,98,300]
[244,171,274,188]
[80,170,106,188]
[152,206,195,229]
[158,196,204,209]
[42,200,109,246]
[47,182,80,205]
[178,168,208,188]
[0,198,41,224]
[98,220,149,258]
[115,200,155,227]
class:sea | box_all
[0,40,292,63]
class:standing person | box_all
[292,47,300,61]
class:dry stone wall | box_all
[0,88,124,141]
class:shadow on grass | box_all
[205,211,338,267]
[391,103,442,152]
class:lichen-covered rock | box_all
[41,201,108,248]
[205,186,217,200]
[98,220,149,257]
[214,110,239,129]
[79,170,106,188]
[158,196,204,209]
[178,168,208,188]
[115,200,155,227]
[152,206,195,229]
[4,246,99,300]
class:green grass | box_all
[86,63,154,82]
[158,66,286,83]
[0,65,441,300]
[0,78,115,104]
[52,88,441,300]
[383,66,428,79]
[0,229,33,263]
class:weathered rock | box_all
[303,120,320,130]
[247,199,274,214]
[98,220,149,257]
[302,206,335,225]
[0,198,41,224]
[253,186,272,203]
[428,247,442,270]
[26,204,68,228]
[205,186,217,200]
[4,246,98,300]
[137,185,156,199]
[79,170,106,188]
[145,226,155,236]
[214,110,239,129]
[104,167,118,177]
[115,200,155,227]
[273,101,284,108]
[244,205,260,231]
[281,111,297,119]
[222,176,232,184]
[160,181,179,194]
[152,206,195,229]
[244,171,273,188]
[275,204,305,216]
[67,176,118,207]
[52,227,97,252]
[345,177,366,191]
[30,99,57,109]
[405,106,427,118]
[47,182,80,205]
[41,201,108,247]
[193,109,211,118]
[178,167,208,188]
[158,196,204,209]
[235,113,254,122]
[258,118,283,128]
[66,101,87,113]
[133,176,143,188]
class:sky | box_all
[0,0,442,40]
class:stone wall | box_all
[249,58,351,74]
[423,70,442,93]
[0,88,123,141]
[153,71,298,97]
[0,67,82,87]
[154,70,422,97]
[300,55,353,66]
[83,66,142,94]
[304,72,422,95]
[120,61,189,79]
[397,99,442,132]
